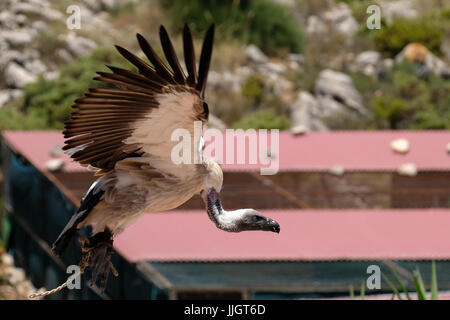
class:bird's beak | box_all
[267,219,280,233]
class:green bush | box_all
[160,0,305,54]
[232,108,290,130]
[351,60,450,130]
[371,95,408,129]
[241,75,265,104]
[373,18,443,56]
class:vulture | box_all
[52,25,280,290]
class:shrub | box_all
[373,19,443,56]
[241,75,265,104]
[160,0,305,54]
[371,95,408,129]
[232,108,290,130]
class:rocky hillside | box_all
[0,0,449,132]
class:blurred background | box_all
[0,0,449,300]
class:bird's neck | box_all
[202,188,240,232]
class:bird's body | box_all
[52,25,279,291]
[79,155,222,235]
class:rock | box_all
[355,51,382,76]
[62,32,97,57]
[245,44,268,64]
[16,14,27,27]
[0,89,22,108]
[0,10,17,29]
[323,3,358,36]
[4,267,26,285]
[288,54,305,64]
[12,2,64,21]
[207,70,242,93]
[390,138,410,154]
[398,163,417,176]
[290,91,328,131]
[396,43,450,78]
[3,50,21,66]
[45,158,65,172]
[315,95,348,117]
[0,91,11,108]
[101,0,121,10]
[82,0,103,12]
[381,0,418,25]
[32,20,48,32]
[56,48,73,63]
[329,165,345,176]
[314,69,365,115]
[272,77,293,96]
[306,15,328,36]
[264,62,288,75]
[49,143,64,157]
[291,125,309,135]
[1,253,14,267]
[1,30,34,46]
[24,59,47,76]
[5,63,37,88]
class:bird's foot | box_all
[79,230,118,292]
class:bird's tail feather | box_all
[52,186,105,256]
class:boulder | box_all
[323,3,358,36]
[63,32,97,57]
[355,51,382,76]
[0,10,17,29]
[381,0,418,25]
[396,43,450,78]
[0,50,26,69]
[5,62,37,88]
[0,89,22,108]
[245,44,268,64]
[290,91,328,132]
[207,70,242,93]
[1,30,34,46]
[314,69,365,115]
[24,59,47,75]
[306,15,328,36]
[11,2,64,21]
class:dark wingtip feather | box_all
[136,31,174,83]
[183,24,197,86]
[159,25,186,84]
[196,24,215,98]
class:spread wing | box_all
[63,25,214,176]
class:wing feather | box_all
[63,25,215,175]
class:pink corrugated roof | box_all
[113,208,450,262]
[2,130,450,173]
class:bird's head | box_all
[203,187,280,234]
[230,209,280,233]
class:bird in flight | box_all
[52,24,280,291]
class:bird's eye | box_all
[252,215,265,222]
[203,102,209,118]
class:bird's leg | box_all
[78,228,118,292]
